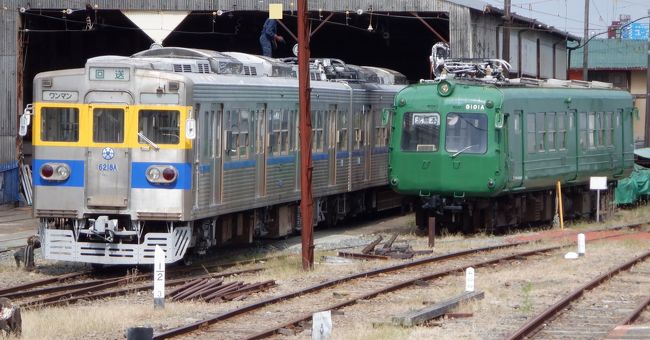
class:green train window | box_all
[401,112,440,152]
[527,113,536,153]
[556,112,566,150]
[445,113,487,154]
[41,107,79,142]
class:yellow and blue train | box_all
[23,47,406,265]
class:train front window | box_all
[445,113,487,154]
[41,107,79,142]
[401,112,440,152]
[93,108,124,143]
[138,110,180,144]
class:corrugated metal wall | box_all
[1,5,18,204]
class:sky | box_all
[482,0,650,38]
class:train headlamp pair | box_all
[40,163,71,181]
[146,165,178,184]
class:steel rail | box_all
[614,294,650,327]
[244,245,564,340]
[0,271,90,296]
[29,267,264,309]
[153,240,544,339]
[507,248,650,340]
[154,227,645,339]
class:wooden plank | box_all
[382,233,399,250]
[392,291,484,327]
[361,236,383,254]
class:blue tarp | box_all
[0,160,19,205]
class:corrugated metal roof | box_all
[569,39,648,70]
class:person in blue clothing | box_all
[259,18,285,57]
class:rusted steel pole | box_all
[298,0,314,271]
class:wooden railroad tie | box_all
[391,290,484,327]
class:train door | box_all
[364,105,372,181]
[195,102,218,208]
[86,105,129,207]
[328,104,337,186]
[212,103,223,204]
[507,110,524,188]
[567,109,578,181]
[256,103,267,198]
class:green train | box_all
[388,78,636,232]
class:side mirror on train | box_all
[494,111,504,129]
[19,104,33,137]
[381,108,392,126]
[185,118,196,140]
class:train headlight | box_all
[437,80,454,97]
[146,165,177,184]
[40,163,71,181]
[487,178,495,189]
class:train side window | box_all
[353,110,363,150]
[239,110,250,157]
[579,112,587,150]
[535,112,545,152]
[312,110,325,152]
[338,111,348,151]
[526,113,536,153]
[212,103,222,158]
[225,109,249,159]
[556,112,566,150]
[375,108,388,147]
[546,112,555,151]
[605,112,613,146]
[138,109,180,145]
[269,109,289,156]
[41,107,79,142]
[587,112,596,149]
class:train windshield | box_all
[41,107,79,142]
[93,108,124,143]
[401,112,440,152]
[445,113,487,154]
[138,110,181,144]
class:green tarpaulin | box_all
[615,165,650,205]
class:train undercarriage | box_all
[415,184,615,234]
[39,188,403,265]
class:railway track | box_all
[508,249,650,339]
[153,227,646,339]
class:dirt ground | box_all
[0,204,648,339]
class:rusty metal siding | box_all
[471,13,499,58]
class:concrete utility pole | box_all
[298,0,314,270]
[502,0,511,63]
[645,9,650,147]
[582,0,589,81]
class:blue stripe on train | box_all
[131,162,192,189]
[223,159,256,170]
[32,159,85,187]
[267,155,295,165]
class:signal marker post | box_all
[153,245,165,309]
[589,177,607,223]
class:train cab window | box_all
[401,112,440,152]
[445,113,487,154]
[41,107,79,142]
[138,110,180,144]
[93,108,124,143]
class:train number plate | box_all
[412,113,440,126]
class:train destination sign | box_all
[412,113,440,126]
[89,67,130,81]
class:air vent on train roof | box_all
[173,64,192,73]
[243,66,257,76]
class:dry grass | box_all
[10,299,213,340]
